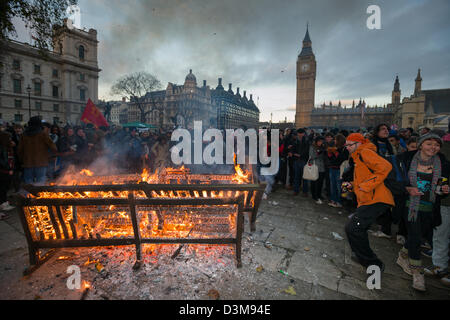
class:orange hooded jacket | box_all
[351,142,395,207]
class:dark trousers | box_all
[404,211,434,261]
[293,160,309,194]
[345,202,391,267]
[288,157,294,186]
[277,158,287,184]
[311,172,325,200]
[376,208,392,235]
[393,196,408,238]
[324,167,330,198]
[0,174,12,204]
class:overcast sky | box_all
[12,0,450,122]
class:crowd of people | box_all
[0,115,449,292]
[0,116,173,213]
[261,123,450,291]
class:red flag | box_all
[81,99,109,128]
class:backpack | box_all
[359,153,408,196]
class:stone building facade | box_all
[393,69,450,131]
[129,70,259,130]
[0,19,100,125]
[212,78,259,130]
[311,100,394,130]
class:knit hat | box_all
[418,133,443,148]
[346,133,368,144]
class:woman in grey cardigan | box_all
[309,136,326,204]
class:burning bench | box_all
[14,177,265,272]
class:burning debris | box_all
[14,162,265,273]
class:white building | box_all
[0,19,100,125]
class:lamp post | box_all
[26,84,31,120]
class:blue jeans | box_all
[259,174,275,195]
[432,205,450,269]
[23,167,47,185]
[293,160,309,194]
[329,168,342,204]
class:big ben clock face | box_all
[301,63,309,72]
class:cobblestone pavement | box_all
[0,186,449,300]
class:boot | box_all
[396,251,412,276]
[411,267,426,292]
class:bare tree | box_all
[110,71,162,123]
[1,0,77,54]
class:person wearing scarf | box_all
[396,133,449,291]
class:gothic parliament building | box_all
[294,27,449,131]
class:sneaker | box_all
[440,274,450,287]
[424,265,448,277]
[369,231,391,239]
[0,202,15,211]
[421,242,432,250]
[396,251,412,276]
[328,201,335,207]
[411,268,426,292]
[262,193,268,200]
[421,249,433,258]
[315,199,323,205]
[333,202,343,208]
[396,235,406,245]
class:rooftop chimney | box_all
[218,78,222,86]
[236,87,240,95]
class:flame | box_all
[232,154,250,183]
[80,169,94,176]
[27,164,250,242]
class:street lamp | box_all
[26,84,31,120]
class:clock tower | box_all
[295,25,316,128]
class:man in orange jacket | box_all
[344,133,394,272]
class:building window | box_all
[53,104,59,112]
[80,73,85,81]
[79,45,85,60]
[15,99,22,108]
[53,117,59,124]
[52,85,59,98]
[52,69,58,78]
[13,79,21,93]
[35,101,42,110]
[14,114,23,122]
[34,82,41,96]
[13,60,20,70]
[34,64,41,74]
[80,89,86,101]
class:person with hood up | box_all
[343,133,394,274]
[18,116,57,185]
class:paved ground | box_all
[0,186,449,300]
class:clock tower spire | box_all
[295,24,317,128]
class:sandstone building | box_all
[0,19,100,125]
